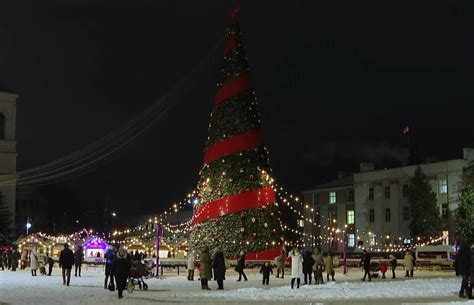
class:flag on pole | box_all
[402,126,410,135]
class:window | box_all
[347,190,354,202]
[329,192,337,204]
[347,210,355,224]
[403,207,409,221]
[384,186,391,199]
[368,188,374,200]
[442,203,448,220]
[439,179,448,194]
[402,184,409,197]
[348,234,355,247]
[385,208,391,222]
[369,209,375,222]
[313,194,319,204]
[0,113,4,140]
[329,211,337,224]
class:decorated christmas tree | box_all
[190,6,284,259]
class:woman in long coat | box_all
[288,247,303,289]
[212,248,226,290]
[404,251,414,277]
[199,246,212,290]
[30,248,39,276]
[112,247,130,299]
[324,252,335,281]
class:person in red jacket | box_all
[380,261,388,279]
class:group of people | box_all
[288,247,335,289]
[0,247,21,271]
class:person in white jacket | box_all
[288,247,303,289]
[30,248,39,276]
[187,250,196,281]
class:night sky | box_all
[0,1,473,225]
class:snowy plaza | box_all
[0,267,471,305]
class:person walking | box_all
[187,250,196,281]
[112,247,131,299]
[260,262,273,285]
[289,247,303,289]
[275,249,285,279]
[455,244,471,298]
[235,251,248,281]
[212,248,226,290]
[11,248,20,271]
[6,248,12,270]
[30,248,39,276]
[312,247,324,284]
[47,254,54,276]
[389,254,397,279]
[303,250,315,285]
[361,250,371,281]
[104,245,116,289]
[199,246,212,290]
[404,251,414,277]
[74,246,84,277]
[59,244,74,286]
[324,252,335,282]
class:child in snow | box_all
[314,264,324,285]
[380,261,388,279]
[260,262,273,285]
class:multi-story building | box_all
[303,148,474,251]
[0,88,17,230]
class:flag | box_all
[402,126,410,135]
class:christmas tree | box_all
[190,6,284,258]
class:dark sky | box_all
[1,1,473,221]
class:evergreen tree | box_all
[190,7,284,258]
[454,188,474,247]
[408,167,442,241]
[0,192,12,242]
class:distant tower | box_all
[0,85,17,230]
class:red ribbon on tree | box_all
[224,35,237,55]
[203,129,263,165]
[192,185,276,224]
[215,73,253,106]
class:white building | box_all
[303,148,474,250]
[0,89,17,230]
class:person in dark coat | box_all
[235,251,248,281]
[59,244,74,286]
[47,255,54,276]
[303,250,315,285]
[260,262,273,285]
[212,248,226,290]
[74,246,84,277]
[360,250,371,282]
[199,246,212,290]
[0,249,4,270]
[389,254,397,279]
[104,246,116,289]
[455,245,471,298]
[6,248,12,270]
[11,248,20,271]
[112,247,131,299]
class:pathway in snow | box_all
[0,267,470,304]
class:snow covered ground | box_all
[0,266,472,304]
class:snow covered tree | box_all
[454,188,474,247]
[0,192,12,242]
[408,167,442,241]
[190,6,284,258]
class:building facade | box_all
[0,90,18,230]
[303,148,474,250]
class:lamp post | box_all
[26,217,32,235]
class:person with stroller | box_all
[235,251,248,282]
[104,245,116,289]
[112,247,131,299]
[74,246,84,277]
[303,250,315,285]
[199,246,212,290]
[360,250,371,281]
[59,243,74,286]
[312,247,324,284]
[275,249,285,279]
[260,261,273,285]
[187,250,196,281]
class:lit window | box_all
[329,192,337,204]
[347,190,354,202]
[403,207,409,221]
[385,208,391,222]
[347,210,355,224]
[348,234,355,247]
[368,188,374,200]
[384,186,390,199]
[442,203,448,220]
[369,209,375,222]
[439,179,448,194]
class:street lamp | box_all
[26,217,32,235]
[112,212,117,217]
